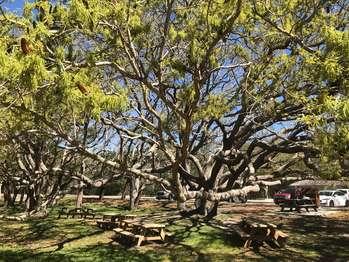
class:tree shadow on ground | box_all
[167,214,349,261]
[283,215,349,261]
[0,249,69,262]
[0,243,164,262]
[62,243,162,262]
[165,217,245,261]
[24,217,60,242]
[23,217,101,245]
[237,214,349,261]
[0,204,25,215]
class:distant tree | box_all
[0,125,75,214]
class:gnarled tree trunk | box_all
[3,182,15,207]
[121,179,129,200]
[129,176,142,210]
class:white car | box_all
[337,189,349,200]
[319,190,349,207]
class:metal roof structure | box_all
[290,179,349,188]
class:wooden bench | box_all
[97,220,119,230]
[113,228,144,246]
[296,204,318,212]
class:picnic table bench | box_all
[112,221,167,247]
[232,217,288,248]
[58,207,96,219]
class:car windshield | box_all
[279,188,292,193]
[319,191,333,196]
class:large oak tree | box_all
[0,0,347,216]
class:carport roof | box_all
[290,179,349,187]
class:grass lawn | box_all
[1,198,349,261]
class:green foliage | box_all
[194,95,230,121]
[0,0,348,182]
[0,2,129,125]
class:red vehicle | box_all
[273,188,294,205]
[274,187,320,209]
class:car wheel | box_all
[329,200,334,207]
[345,200,349,207]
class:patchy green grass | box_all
[1,198,349,261]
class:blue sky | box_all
[1,0,26,13]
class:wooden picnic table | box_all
[96,213,119,229]
[102,213,119,222]
[113,221,167,246]
[119,214,137,220]
[97,214,137,230]
[280,198,318,212]
[234,218,288,248]
[120,218,138,228]
[58,207,95,219]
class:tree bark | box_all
[19,191,25,204]
[129,176,140,210]
[26,187,37,212]
[177,201,188,212]
[75,181,84,208]
[76,159,86,208]
[3,182,14,207]
[194,196,218,217]
[98,187,105,200]
[12,187,18,205]
[121,179,129,200]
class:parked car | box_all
[337,188,349,203]
[273,188,293,205]
[274,187,320,210]
[319,190,348,207]
[155,191,174,200]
